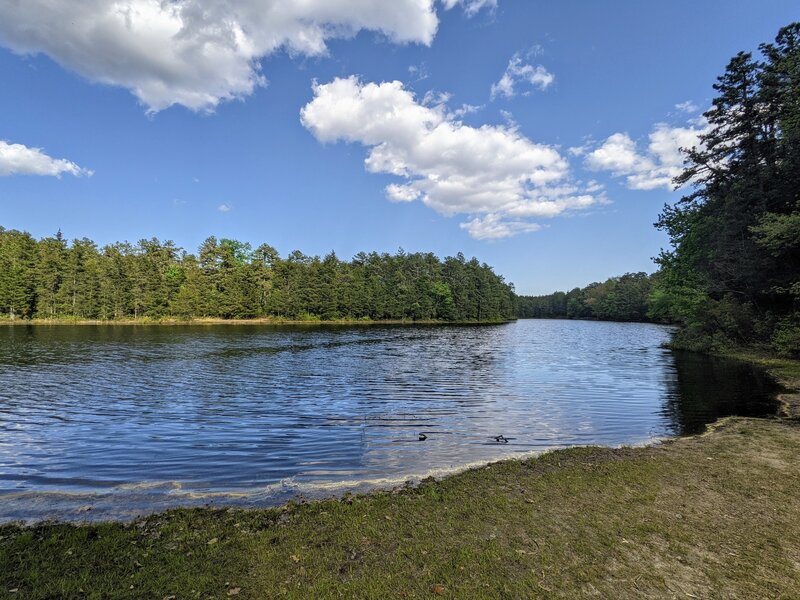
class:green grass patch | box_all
[723,351,800,384]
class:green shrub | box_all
[771,316,800,358]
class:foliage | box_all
[517,272,656,322]
[654,23,800,357]
[0,229,516,323]
[772,316,800,357]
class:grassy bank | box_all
[2,357,798,599]
[2,419,800,598]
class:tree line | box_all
[0,229,516,322]
[2,23,797,355]
[516,272,656,322]
[653,23,800,357]
[521,23,800,359]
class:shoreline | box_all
[0,433,673,526]
[0,317,515,327]
[720,351,800,418]
[2,355,798,598]
[3,417,799,597]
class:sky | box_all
[0,1,797,295]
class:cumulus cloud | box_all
[0,140,91,177]
[386,183,421,202]
[301,76,598,239]
[585,122,706,190]
[218,203,231,212]
[460,214,541,240]
[491,54,554,100]
[0,0,495,113]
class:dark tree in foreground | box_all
[654,23,800,356]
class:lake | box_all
[0,320,779,522]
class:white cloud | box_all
[441,0,497,16]
[218,203,231,212]
[386,183,421,202]
[567,136,595,158]
[585,180,604,193]
[499,109,518,128]
[491,54,554,100]
[301,76,598,239]
[0,1,493,114]
[460,214,541,240]
[585,122,706,190]
[0,140,91,177]
[586,133,641,174]
[407,63,430,83]
[421,90,481,120]
[449,103,481,119]
[527,44,545,58]
[675,100,699,114]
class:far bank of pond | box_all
[0,317,515,327]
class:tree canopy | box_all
[653,23,800,357]
[517,272,657,323]
[0,228,515,323]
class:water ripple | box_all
[0,320,778,521]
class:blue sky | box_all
[0,1,797,294]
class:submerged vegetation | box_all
[0,231,515,323]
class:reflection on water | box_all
[0,320,778,521]
[664,350,779,434]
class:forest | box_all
[652,23,800,358]
[0,231,516,322]
[1,24,797,356]
[520,24,800,359]
[516,272,656,322]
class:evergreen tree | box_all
[654,23,800,356]
[0,227,517,324]
[0,228,37,319]
[34,231,67,318]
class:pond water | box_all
[0,320,779,522]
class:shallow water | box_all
[0,320,778,521]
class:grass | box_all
[2,357,799,599]
[2,416,800,599]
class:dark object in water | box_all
[494,435,509,444]
[419,433,428,441]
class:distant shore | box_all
[0,317,516,327]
